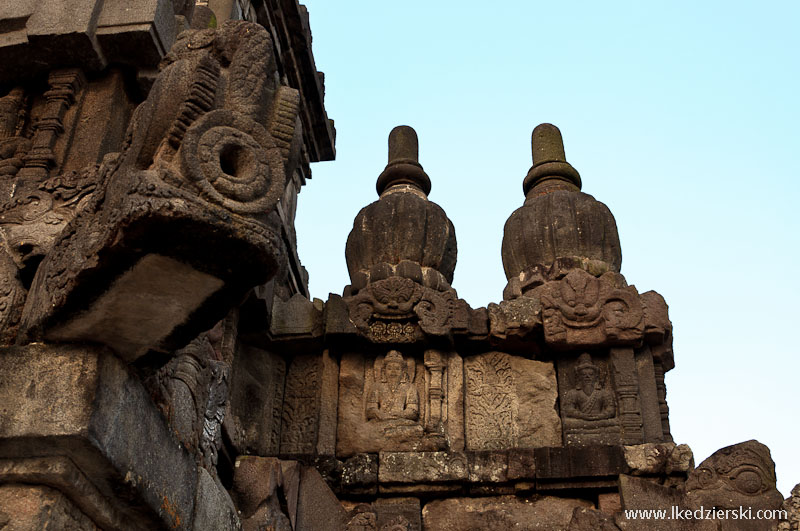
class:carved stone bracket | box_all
[16,22,303,361]
[489,269,673,351]
[541,270,643,348]
[344,276,468,343]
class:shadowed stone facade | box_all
[0,1,794,530]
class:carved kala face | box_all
[558,273,602,324]
[685,441,784,511]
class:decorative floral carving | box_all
[465,352,519,450]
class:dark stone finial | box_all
[531,123,567,166]
[376,125,431,196]
[388,125,418,163]
[522,123,582,196]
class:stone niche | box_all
[464,352,561,451]
[556,351,621,446]
[337,349,464,456]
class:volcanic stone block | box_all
[0,343,197,529]
[635,346,665,442]
[379,451,468,484]
[373,497,421,531]
[341,453,378,496]
[95,0,175,67]
[280,351,338,457]
[0,0,177,85]
[192,467,240,531]
[280,460,300,529]
[0,456,129,530]
[228,344,285,456]
[464,352,561,451]
[507,448,536,480]
[467,452,509,483]
[232,457,291,531]
[0,484,96,531]
[623,443,675,475]
[295,466,347,531]
[535,446,627,480]
[422,495,592,531]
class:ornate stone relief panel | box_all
[337,349,463,456]
[556,352,620,446]
[464,352,561,451]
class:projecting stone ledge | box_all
[0,343,203,529]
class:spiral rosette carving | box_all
[181,109,286,215]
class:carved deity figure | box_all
[563,353,615,421]
[366,350,419,423]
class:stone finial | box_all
[388,125,418,163]
[501,124,622,292]
[522,123,582,197]
[376,125,432,196]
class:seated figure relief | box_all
[366,350,419,424]
[563,353,616,424]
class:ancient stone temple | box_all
[0,1,796,530]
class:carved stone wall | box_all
[465,352,561,451]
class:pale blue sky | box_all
[295,0,800,496]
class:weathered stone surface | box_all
[666,443,694,474]
[779,483,800,531]
[623,443,675,475]
[280,460,301,530]
[374,497,421,531]
[269,293,324,339]
[0,456,129,530]
[535,446,627,480]
[379,451,468,484]
[617,474,683,531]
[422,495,592,531]
[280,350,338,457]
[465,352,561,451]
[337,350,462,456]
[344,275,468,342]
[501,124,621,293]
[507,448,536,480]
[193,466,240,531]
[609,347,645,444]
[568,507,622,531]
[148,334,230,472]
[227,343,285,456]
[634,346,665,442]
[468,452,509,483]
[0,484,96,531]
[232,457,290,531]
[0,344,198,529]
[0,0,179,86]
[20,21,302,361]
[598,492,622,515]
[341,453,378,495]
[487,296,542,340]
[684,440,785,528]
[296,465,347,531]
[640,290,672,345]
